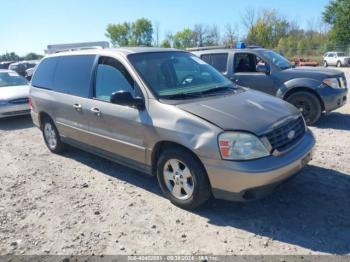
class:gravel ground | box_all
[0,68,349,256]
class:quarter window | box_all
[94,57,134,102]
[31,57,59,89]
[200,53,228,73]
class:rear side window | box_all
[54,55,95,97]
[32,57,58,89]
[200,53,228,73]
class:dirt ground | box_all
[0,68,349,256]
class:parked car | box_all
[25,65,37,81]
[30,48,315,209]
[323,51,350,67]
[0,61,15,70]
[9,61,38,77]
[191,47,348,124]
[0,70,30,118]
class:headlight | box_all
[0,100,8,106]
[323,78,340,88]
[218,132,270,160]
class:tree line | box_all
[105,0,350,59]
[0,52,43,63]
[1,0,348,62]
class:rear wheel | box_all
[156,147,211,209]
[42,117,66,153]
[286,91,322,125]
[337,61,342,68]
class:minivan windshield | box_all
[0,72,28,87]
[128,52,234,99]
[262,50,292,70]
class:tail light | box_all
[29,96,34,111]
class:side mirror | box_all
[256,64,270,74]
[110,91,144,110]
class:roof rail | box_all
[186,45,231,51]
[54,46,104,53]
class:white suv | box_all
[324,52,350,67]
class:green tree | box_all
[0,52,20,62]
[105,18,153,47]
[106,22,130,47]
[24,53,43,60]
[173,28,196,49]
[131,18,153,46]
[297,40,306,56]
[161,39,171,48]
[323,0,350,46]
[245,9,289,48]
[277,37,288,54]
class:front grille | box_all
[8,98,29,104]
[265,116,306,152]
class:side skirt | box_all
[61,136,153,176]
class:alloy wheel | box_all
[163,159,194,200]
[44,122,57,150]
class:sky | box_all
[0,0,330,56]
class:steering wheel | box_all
[180,74,195,85]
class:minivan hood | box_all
[0,85,29,100]
[286,66,342,77]
[177,90,300,135]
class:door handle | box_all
[73,103,82,111]
[90,107,101,117]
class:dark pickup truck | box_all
[192,47,348,124]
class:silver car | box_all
[324,51,350,67]
[0,70,30,118]
[30,48,315,209]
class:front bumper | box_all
[318,86,348,112]
[0,104,30,118]
[201,129,315,201]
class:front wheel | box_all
[156,147,211,209]
[42,117,66,153]
[324,60,328,67]
[337,61,342,68]
[286,91,322,125]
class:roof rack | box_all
[186,45,231,52]
[45,41,109,54]
[54,46,104,53]
[186,43,263,52]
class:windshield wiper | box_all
[198,85,236,95]
[160,85,236,100]
[160,92,202,100]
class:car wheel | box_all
[156,147,211,209]
[337,61,342,67]
[323,60,328,67]
[286,91,322,125]
[42,117,66,153]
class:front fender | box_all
[276,78,322,98]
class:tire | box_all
[286,91,322,125]
[323,60,328,67]
[42,116,66,153]
[337,61,342,68]
[156,146,211,209]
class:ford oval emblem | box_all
[288,130,296,140]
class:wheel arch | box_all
[151,141,209,178]
[38,111,54,130]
